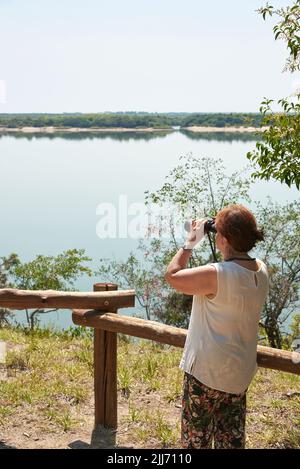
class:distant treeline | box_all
[0,112,264,129]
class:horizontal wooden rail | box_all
[0,288,135,310]
[72,310,300,376]
[73,309,186,347]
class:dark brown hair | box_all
[215,204,264,252]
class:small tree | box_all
[0,253,19,326]
[97,154,252,324]
[97,154,300,349]
[255,199,300,348]
[247,95,300,189]
[2,249,93,330]
[247,1,300,188]
[96,245,166,321]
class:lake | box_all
[0,130,298,329]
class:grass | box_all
[43,408,78,432]
[0,326,299,448]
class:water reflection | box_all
[0,130,172,142]
[0,129,261,143]
[179,130,261,142]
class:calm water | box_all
[0,131,298,328]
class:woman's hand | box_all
[185,218,207,249]
[165,217,217,296]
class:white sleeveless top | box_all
[179,259,269,394]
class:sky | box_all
[0,0,299,113]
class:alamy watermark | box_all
[291,79,300,96]
[0,341,6,364]
[96,195,202,240]
[0,80,7,104]
[291,338,300,365]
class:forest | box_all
[0,112,263,129]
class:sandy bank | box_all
[0,126,268,134]
[183,126,268,133]
[0,126,171,134]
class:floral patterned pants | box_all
[181,372,247,449]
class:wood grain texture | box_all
[0,288,134,310]
[93,283,118,430]
[73,310,300,376]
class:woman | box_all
[165,204,269,449]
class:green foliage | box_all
[247,1,300,188]
[258,1,300,72]
[96,248,166,321]
[252,199,300,348]
[156,291,192,329]
[0,112,174,129]
[6,249,92,291]
[0,112,263,129]
[97,153,299,347]
[145,153,251,218]
[43,409,78,432]
[181,113,262,128]
[61,326,93,339]
[1,249,93,330]
[98,154,252,327]
[0,254,19,326]
[118,367,133,397]
[289,314,300,344]
[247,96,300,188]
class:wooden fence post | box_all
[92,282,118,447]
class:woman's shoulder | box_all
[210,259,268,274]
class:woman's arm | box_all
[164,248,217,296]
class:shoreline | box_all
[184,125,268,133]
[0,125,267,134]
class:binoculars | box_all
[184,218,216,234]
[204,218,217,234]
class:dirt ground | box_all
[0,350,182,451]
[0,395,182,449]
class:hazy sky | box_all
[0,0,299,113]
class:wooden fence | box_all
[0,284,299,446]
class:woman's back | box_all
[179,259,269,394]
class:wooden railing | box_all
[0,284,299,446]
